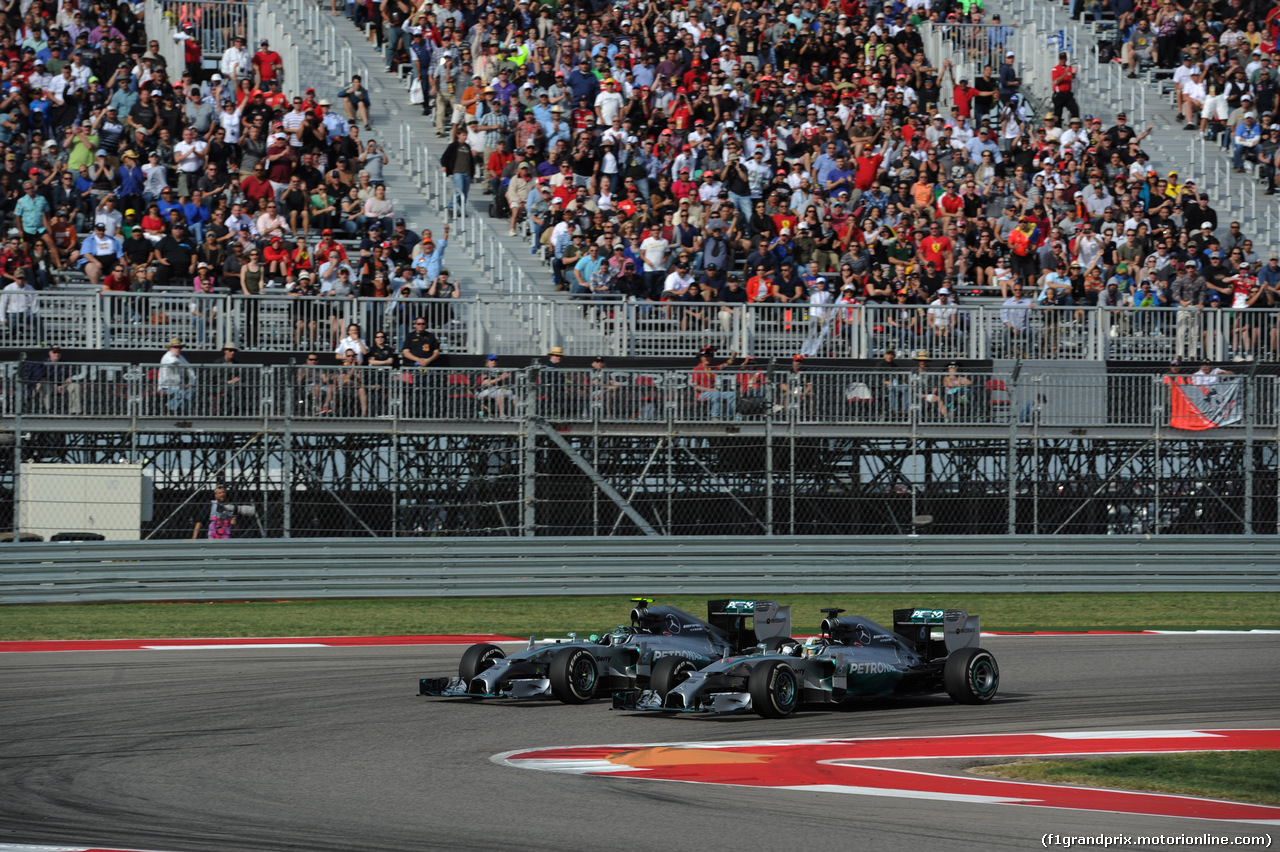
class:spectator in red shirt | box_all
[935,182,964,225]
[252,39,283,88]
[918,221,954,276]
[263,236,291,279]
[241,163,275,212]
[853,150,882,191]
[487,140,514,196]
[314,231,347,265]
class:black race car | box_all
[419,598,791,703]
[613,607,999,718]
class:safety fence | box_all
[3,360,1276,539]
[145,0,301,96]
[2,363,1272,429]
[11,293,1280,362]
[921,16,1145,125]
[2,537,1276,604]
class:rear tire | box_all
[549,646,599,703]
[760,636,797,654]
[748,660,799,718]
[458,643,505,681]
[944,647,999,704]
[650,656,698,698]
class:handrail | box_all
[11,291,1277,362]
[1,363,1270,431]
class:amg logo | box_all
[848,662,896,675]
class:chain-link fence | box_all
[1,363,1276,540]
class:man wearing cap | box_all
[594,77,624,125]
[1179,67,1207,130]
[88,15,124,46]
[431,55,463,136]
[475,354,513,418]
[220,34,251,86]
[209,340,252,416]
[1170,260,1208,359]
[0,257,41,343]
[27,345,83,415]
[411,225,450,280]
[997,50,1021,103]
[1232,111,1261,172]
[158,337,197,414]
[1049,52,1080,122]
[252,38,283,89]
[409,30,434,117]
[14,180,60,265]
[1121,18,1158,78]
[691,348,738,420]
[565,57,600,107]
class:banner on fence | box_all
[1169,376,1242,430]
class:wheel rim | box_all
[971,660,997,695]
[572,656,597,692]
[774,670,796,708]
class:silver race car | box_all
[419,598,791,704]
[612,607,999,718]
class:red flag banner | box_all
[1169,377,1242,430]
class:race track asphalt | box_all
[1,634,1277,852]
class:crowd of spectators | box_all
[1111,3,1278,191]
[0,0,458,353]
[3,0,1277,367]
[326,0,1280,362]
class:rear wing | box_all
[707,599,791,651]
[893,608,981,658]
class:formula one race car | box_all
[419,598,791,703]
[613,607,998,718]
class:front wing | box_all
[612,688,752,714]
[419,675,552,699]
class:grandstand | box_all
[0,0,1276,541]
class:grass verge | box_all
[0,592,1277,640]
[973,751,1280,806]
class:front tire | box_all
[748,660,799,718]
[549,646,599,703]
[650,656,698,698]
[944,647,999,704]
[458,643,505,681]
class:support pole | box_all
[534,421,658,536]
[1006,361,1021,535]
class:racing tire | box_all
[760,636,798,654]
[458,643,506,681]
[943,647,1000,705]
[549,646,599,704]
[748,660,799,718]
[650,656,698,698]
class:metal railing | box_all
[3,536,1276,603]
[3,363,1274,430]
[156,0,255,59]
[12,293,1280,362]
[8,293,470,353]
